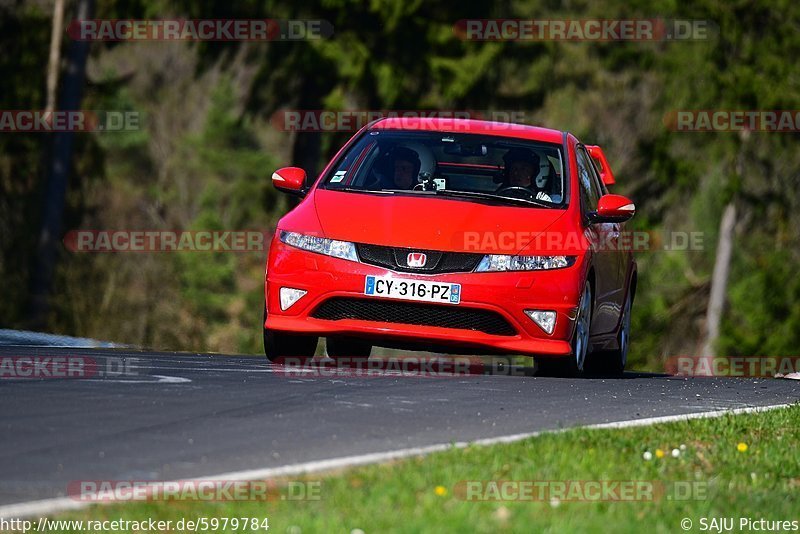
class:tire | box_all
[537,282,592,377]
[326,336,372,364]
[587,289,631,376]
[263,310,318,363]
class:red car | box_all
[264,118,636,375]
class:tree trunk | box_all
[287,67,329,205]
[45,0,66,112]
[701,201,736,357]
[29,0,94,328]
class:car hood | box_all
[312,189,568,254]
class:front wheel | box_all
[537,282,592,377]
[263,309,318,364]
[587,290,631,376]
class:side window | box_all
[585,151,609,196]
[576,146,602,213]
[575,146,600,213]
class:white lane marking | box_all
[79,375,192,384]
[334,401,374,408]
[124,366,276,373]
[152,375,192,384]
[0,402,793,519]
[582,403,795,429]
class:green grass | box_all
[33,404,800,533]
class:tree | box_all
[30,0,95,328]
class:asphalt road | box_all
[1,345,798,508]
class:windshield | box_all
[320,131,566,208]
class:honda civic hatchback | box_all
[264,118,636,375]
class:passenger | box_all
[534,163,561,203]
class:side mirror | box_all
[585,145,616,186]
[590,194,635,223]
[271,167,308,196]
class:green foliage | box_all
[720,247,800,357]
[2,0,799,362]
[0,2,51,325]
[53,405,800,532]
[171,78,277,350]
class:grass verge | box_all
[29,404,800,533]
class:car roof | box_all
[369,117,565,144]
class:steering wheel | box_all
[495,186,535,200]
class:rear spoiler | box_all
[585,145,616,186]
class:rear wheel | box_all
[588,290,631,376]
[326,336,372,365]
[537,283,592,377]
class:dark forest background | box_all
[2,0,799,369]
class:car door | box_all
[584,146,628,298]
[575,144,619,335]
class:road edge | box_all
[1,402,794,519]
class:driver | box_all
[499,148,552,202]
[370,146,421,190]
[390,147,420,189]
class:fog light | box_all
[279,287,307,311]
[525,310,556,335]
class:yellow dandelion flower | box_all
[737,442,748,452]
[655,449,665,458]
[435,485,447,496]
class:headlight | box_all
[279,231,358,262]
[475,255,576,272]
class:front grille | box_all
[356,244,483,274]
[311,297,516,336]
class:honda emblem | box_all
[407,252,427,268]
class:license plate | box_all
[364,276,461,305]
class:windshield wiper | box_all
[433,189,552,208]
[326,186,395,195]
[325,187,551,207]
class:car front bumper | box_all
[264,240,586,357]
